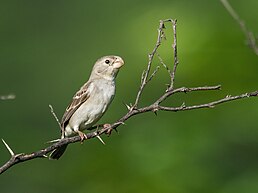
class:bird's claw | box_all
[103,123,112,135]
[103,123,117,136]
[77,130,87,143]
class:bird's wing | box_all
[61,81,92,132]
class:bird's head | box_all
[90,55,124,80]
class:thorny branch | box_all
[169,19,178,90]
[221,0,258,55]
[133,19,166,108]
[1,19,258,174]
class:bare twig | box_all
[158,91,258,111]
[157,53,171,75]
[0,94,15,100]
[48,104,62,130]
[1,19,258,174]
[169,19,178,90]
[147,66,160,83]
[1,87,257,174]
[221,0,258,55]
[133,20,167,108]
[154,85,221,106]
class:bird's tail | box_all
[49,144,68,160]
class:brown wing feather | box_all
[61,81,92,131]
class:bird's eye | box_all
[105,59,110,64]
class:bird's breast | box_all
[68,80,115,131]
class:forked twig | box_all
[133,20,167,108]
[1,19,258,174]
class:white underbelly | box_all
[69,98,107,129]
[66,80,115,135]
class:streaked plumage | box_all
[50,55,124,159]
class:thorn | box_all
[152,108,158,116]
[45,138,61,144]
[181,102,186,108]
[161,32,167,40]
[165,84,171,92]
[123,101,131,111]
[114,128,119,134]
[183,88,189,93]
[96,135,105,145]
[122,102,135,111]
[117,121,126,125]
[2,139,15,156]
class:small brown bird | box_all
[50,55,124,159]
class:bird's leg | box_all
[95,124,100,132]
[87,124,104,131]
[76,130,87,142]
[72,125,87,142]
[87,123,117,135]
[92,125,105,145]
[103,123,116,136]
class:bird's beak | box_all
[113,56,124,69]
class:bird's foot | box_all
[76,130,87,142]
[103,123,117,136]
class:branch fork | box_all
[1,19,258,174]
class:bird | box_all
[49,55,124,159]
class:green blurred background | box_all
[1,0,258,192]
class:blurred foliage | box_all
[1,0,258,193]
